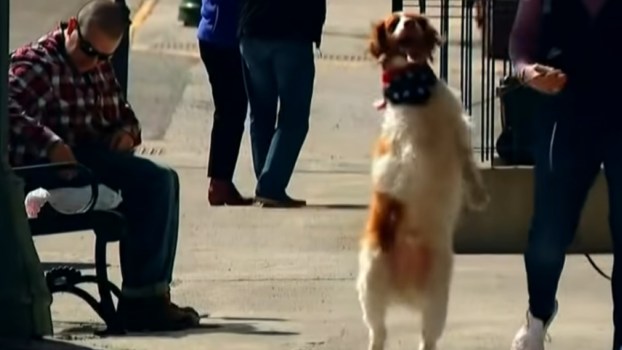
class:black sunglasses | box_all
[76,25,114,61]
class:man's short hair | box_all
[77,0,132,39]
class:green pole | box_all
[0,0,53,339]
[392,0,403,11]
[177,0,201,27]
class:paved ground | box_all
[3,0,617,349]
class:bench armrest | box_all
[13,162,100,214]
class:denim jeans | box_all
[525,91,622,349]
[74,148,179,298]
[239,38,315,198]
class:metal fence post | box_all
[112,0,130,97]
[0,0,53,338]
[392,0,403,12]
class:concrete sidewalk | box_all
[30,164,616,350]
[20,0,617,349]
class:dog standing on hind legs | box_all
[356,11,490,350]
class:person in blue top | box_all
[197,0,252,206]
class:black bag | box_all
[495,75,547,166]
[493,0,561,166]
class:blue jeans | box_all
[74,148,179,298]
[239,38,315,198]
[525,92,622,349]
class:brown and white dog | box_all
[356,12,489,350]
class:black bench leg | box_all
[94,236,124,335]
[45,251,123,335]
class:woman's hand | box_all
[522,63,567,95]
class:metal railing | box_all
[394,0,519,166]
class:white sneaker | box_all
[510,306,557,350]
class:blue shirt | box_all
[197,0,240,46]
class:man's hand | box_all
[48,142,76,163]
[47,142,77,180]
[110,129,135,152]
[523,63,567,95]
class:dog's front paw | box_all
[373,98,387,110]
[418,341,437,350]
[466,187,490,212]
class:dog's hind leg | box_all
[360,284,388,350]
[419,252,453,350]
[419,293,448,350]
[357,254,389,350]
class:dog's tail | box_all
[363,191,404,252]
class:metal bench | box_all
[13,162,126,335]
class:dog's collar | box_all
[382,64,437,106]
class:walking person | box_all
[238,0,326,208]
[508,0,622,349]
[198,0,253,206]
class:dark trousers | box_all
[239,38,315,198]
[525,92,622,349]
[198,40,248,181]
[74,148,179,298]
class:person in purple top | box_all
[509,0,622,349]
[197,0,253,206]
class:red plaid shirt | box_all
[8,23,142,166]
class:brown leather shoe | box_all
[118,295,200,332]
[208,179,254,206]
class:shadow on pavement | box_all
[0,338,99,350]
[305,204,368,210]
[57,318,297,339]
[256,204,367,210]
[41,262,99,270]
[216,316,287,322]
[135,322,299,338]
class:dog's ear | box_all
[418,17,444,62]
[369,20,389,60]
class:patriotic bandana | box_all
[381,63,437,106]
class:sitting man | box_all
[8,0,200,331]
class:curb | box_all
[132,39,481,64]
[129,0,158,43]
[322,30,482,47]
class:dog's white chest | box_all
[371,104,464,208]
[372,145,429,202]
